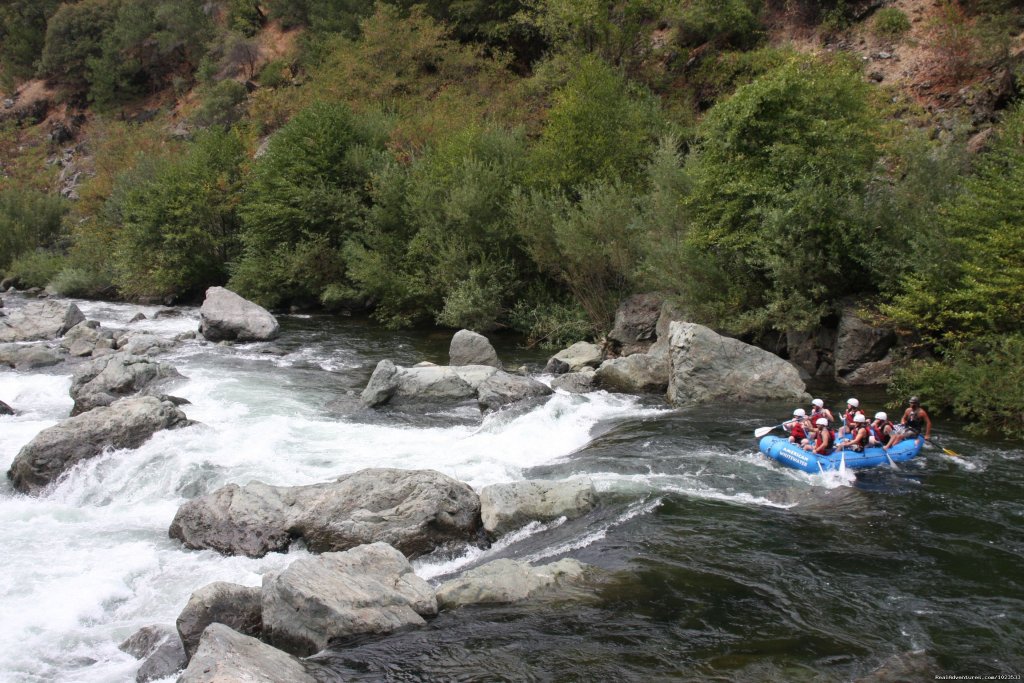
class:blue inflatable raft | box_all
[758,435,924,473]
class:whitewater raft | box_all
[758,434,924,473]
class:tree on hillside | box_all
[682,55,882,334]
[0,0,64,83]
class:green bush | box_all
[890,335,1024,439]
[48,266,113,298]
[683,55,883,334]
[193,80,249,128]
[0,0,63,83]
[677,0,763,49]
[872,7,912,36]
[0,189,67,271]
[5,250,66,289]
[508,290,594,348]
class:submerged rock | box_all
[436,558,592,609]
[169,467,481,558]
[177,623,315,683]
[199,286,279,342]
[7,396,190,494]
[476,371,552,413]
[69,352,182,415]
[666,322,808,406]
[479,478,597,536]
[262,543,437,657]
[0,300,84,342]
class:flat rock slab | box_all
[169,468,481,558]
[178,623,315,683]
[7,396,190,494]
[199,286,279,342]
[0,300,84,342]
[436,558,591,609]
[262,542,437,657]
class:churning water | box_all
[1,298,1021,682]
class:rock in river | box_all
[177,623,315,683]
[0,299,84,342]
[199,286,279,342]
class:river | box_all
[0,298,1021,682]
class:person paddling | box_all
[837,413,868,452]
[809,398,835,426]
[804,417,834,455]
[869,411,893,447]
[885,396,932,449]
[784,408,809,445]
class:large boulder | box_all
[608,293,664,357]
[666,322,808,406]
[60,320,115,358]
[119,624,187,683]
[115,332,175,357]
[360,360,499,408]
[479,478,597,536]
[435,558,591,609]
[69,352,182,415]
[177,623,315,683]
[7,396,190,494]
[786,327,837,380]
[0,299,84,342]
[169,468,481,559]
[543,342,603,374]
[550,368,596,394]
[198,286,279,342]
[176,582,262,660]
[0,343,64,370]
[839,354,896,386]
[834,300,896,379]
[449,329,501,368]
[594,353,669,394]
[261,542,437,657]
[476,371,552,413]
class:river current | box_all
[0,298,1021,682]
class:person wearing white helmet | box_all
[838,397,865,437]
[837,412,868,452]
[809,398,834,425]
[784,408,809,445]
[804,416,835,455]
[869,411,893,446]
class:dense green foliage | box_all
[2,0,1023,437]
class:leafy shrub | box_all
[48,266,113,298]
[0,189,67,271]
[890,335,1024,439]
[872,7,911,36]
[0,0,63,83]
[193,80,249,128]
[508,290,594,348]
[5,250,65,288]
[677,0,763,49]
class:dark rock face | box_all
[834,300,896,380]
[169,468,481,559]
[786,327,838,380]
[199,286,279,342]
[449,329,501,368]
[176,582,262,660]
[0,399,13,415]
[261,543,437,657]
[608,293,665,356]
[7,397,190,494]
[69,352,182,415]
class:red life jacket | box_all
[811,408,827,424]
[844,409,864,430]
[790,422,807,441]
[870,420,892,442]
[815,428,835,454]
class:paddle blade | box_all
[942,446,961,457]
[754,426,775,438]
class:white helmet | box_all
[793,408,806,417]
[854,413,866,423]
[847,398,859,408]
[816,417,828,426]
[875,411,887,421]
[812,398,824,408]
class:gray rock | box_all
[169,468,481,559]
[199,287,279,342]
[479,478,597,536]
[69,352,182,415]
[856,649,936,682]
[177,582,262,660]
[544,342,603,374]
[0,399,13,415]
[116,333,175,357]
[449,329,501,368]
[839,354,895,386]
[549,369,596,393]
[666,322,808,406]
[477,371,552,412]
[436,558,591,609]
[7,397,190,494]
[0,300,84,342]
[61,320,103,357]
[361,361,490,408]
[128,312,147,323]
[0,343,64,370]
[120,624,187,683]
[786,327,837,380]
[834,300,896,379]
[595,353,669,394]
[262,542,437,657]
[608,293,664,356]
[177,623,315,683]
